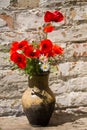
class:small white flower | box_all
[41,63,50,72]
[39,54,48,63]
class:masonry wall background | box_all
[0,0,87,116]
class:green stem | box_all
[46,33,48,39]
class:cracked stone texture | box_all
[0,0,87,116]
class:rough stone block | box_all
[0,99,23,116]
[56,92,87,108]
[17,0,40,8]
[15,10,43,31]
[59,61,87,78]
[48,24,87,43]
[0,0,10,9]
[0,18,6,27]
[0,13,14,29]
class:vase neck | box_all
[28,74,49,90]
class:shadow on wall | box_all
[49,110,87,126]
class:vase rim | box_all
[29,71,50,77]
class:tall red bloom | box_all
[44,25,54,33]
[53,11,64,22]
[44,10,64,22]
[44,11,54,22]
[52,44,64,55]
[10,40,29,54]
[40,39,53,55]
[10,52,26,69]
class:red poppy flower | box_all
[10,40,29,54]
[24,45,40,58]
[44,11,54,22]
[34,49,40,58]
[18,40,28,50]
[28,49,40,58]
[52,44,64,55]
[53,11,64,22]
[10,41,19,54]
[44,10,64,22]
[10,52,26,69]
[44,25,54,33]
[40,39,53,55]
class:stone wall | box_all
[0,0,87,116]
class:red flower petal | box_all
[24,45,40,58]
[24,45,33,58]
[18,61,26,69]
[10,41,19,54]
[10,40,29,54]
[40,39,53,55]
[53,10,64,22]
[18,40,28,50]
[34,49,40,58]
[44,11,54,22]
[53,44,64,55]
[44,25,54,33]
[44,10,64,23]
[10,52,26,69]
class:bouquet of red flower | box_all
[10,10,64,77]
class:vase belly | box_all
[22,74,55,126]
